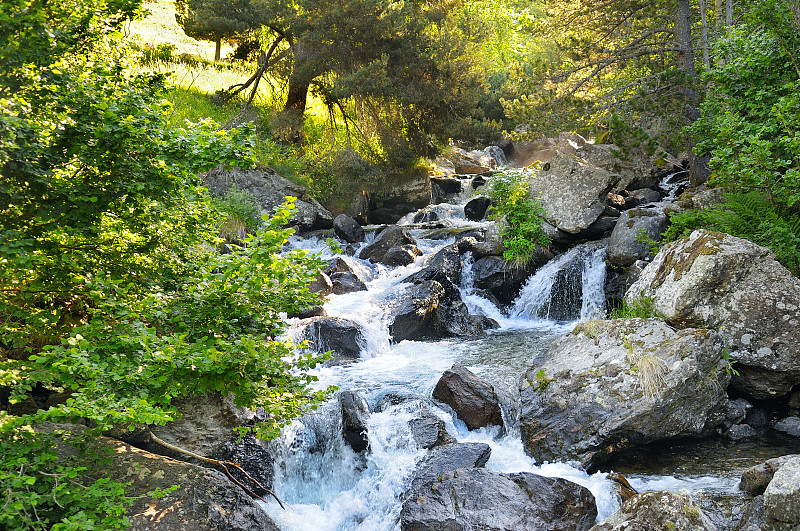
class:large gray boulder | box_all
[606,208,667,267]
[626,230,800,399]
[432,364,504,430]
[590,491,716,531]
[401,468,597,531]
[408,406,456,449]
[202,165,333,232]
[763,456,800,528]
[148,393,256,460]
[519,318,729,469]
[529,152,623,234]
[367,172,432,224]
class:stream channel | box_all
[260,171,797,530]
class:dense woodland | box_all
[1,0,799,528]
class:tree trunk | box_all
[675,0,711,186]
[700,0,710,69]
[282,41,312,144]
[214,39,221,62]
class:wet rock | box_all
[605,260,648,302]
[401,468,597,531]
[726,424,758,441]
[202,164,333,232]
[472,250,553,306]
[388,280,492,342]
[590,491,716,530]
[359,226,416,264]
[606,208,667,267]
[464,196,492,221]
[739,454,800,496]
[432,364,504,430]
[407,442,491,493]
[333,213,365,243]
[413,208,440,224]
[383,245,422,267]
[404,243,463,286]
[300,317,364,365]
[724,398,753,428]
[216,433,275,494]
[519,318,730,469]
[773,417,800,439]
[607,472,638,502]
[409,406,456,449]
[340,391,370,453]
[626,230,800,400]
[310,271,333,296]
[431,176,463,204]
[330,272,367,295]
[627,188,661,205]
[763,456,800,527]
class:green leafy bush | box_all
[212,186,262,241]
[665,192,800,276]
[1,0,334,527]
[485,170,552,264]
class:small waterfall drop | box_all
[512,244,607,323]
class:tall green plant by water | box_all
[485,170,552,264]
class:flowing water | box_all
[262,171,791,530]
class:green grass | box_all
[127,0,235,61]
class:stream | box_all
[260,170,796,530]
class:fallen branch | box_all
[149,431,285,509]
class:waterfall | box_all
[511,244,607,323]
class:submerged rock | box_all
[590,491,716,531]
[401,468,597,531]
[340,390,370,453]
[626,230,800,400]
[432,364,503,430]
[519,318,729,469]
[472,250,553,306]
